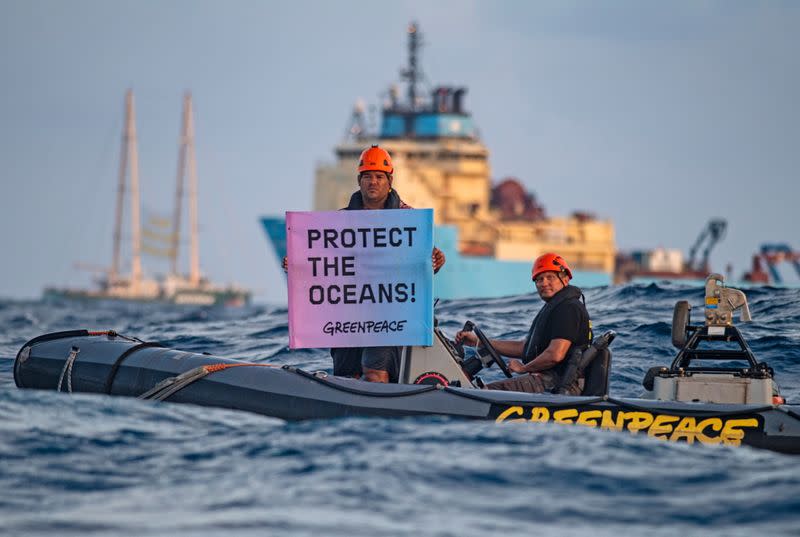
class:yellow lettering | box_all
[625,412,655,435]
[648,414,680,439]
[720,418,759,446]
[496,406,761,450]
[670,417,698,444]
[553,408,579,424]
[495,406,525,423]
[576,410,602,428]
[601,410,625,431]
[695,418,724,445]
[530,407,550,423]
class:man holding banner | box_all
[284,145,445,383]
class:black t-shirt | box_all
[523,298,591,377]
[545,301,590,348]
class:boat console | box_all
[643,273,782,405]
[398,318,615,395]
[397,321,481,387]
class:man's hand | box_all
[454,330,478,347]
[508,359,527,374]
[282,256,288,273]
[432,247,445,273]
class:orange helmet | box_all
[533,253,572,280]
[358,144,393,175]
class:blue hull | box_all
[260,217,611,300]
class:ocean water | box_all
[1,284,799,536]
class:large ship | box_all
[262,23,616,300]
[44,90,251,307]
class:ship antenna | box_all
[345,98,366,141]
[402,22,421,110]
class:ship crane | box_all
[760,243,800,284]
[686,218,727,272]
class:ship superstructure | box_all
[263,23,616,299]
[315,137,615,273]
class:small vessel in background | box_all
[261,23,616,300]
[742,243,800,285]
[614,219,727,284]
[44,90,251,307]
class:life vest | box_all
[522,285,591,379]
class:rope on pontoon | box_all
[56,346,80,393]
[138,363,276,402]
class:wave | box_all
[1,285,799,535]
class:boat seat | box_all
[582,348,611,397]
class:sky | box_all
[1,1,798,304]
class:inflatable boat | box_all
[14,275,800,454]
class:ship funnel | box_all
[452,88,467,114]
[433,87,451,113]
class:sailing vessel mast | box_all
[170,92,201,284]
[186,94,200,285]
[171,95,187,277]
[45,89,250,306]
[110,89,143,289]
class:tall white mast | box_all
[170,94,188,276]
[111,89,142,288]
[185,93,201,285]
[128,91,143,289]
[111,90,132,283]
[170,92,200,285]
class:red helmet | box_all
[358,144,393,175]
[533,253,572,280]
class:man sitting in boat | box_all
[283,144,446,382]
[455,253,591,394]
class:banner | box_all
[287,209,433,349]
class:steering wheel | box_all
[448,323,466,360]
[463,321,513,378]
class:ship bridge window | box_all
[434,151,486,161]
